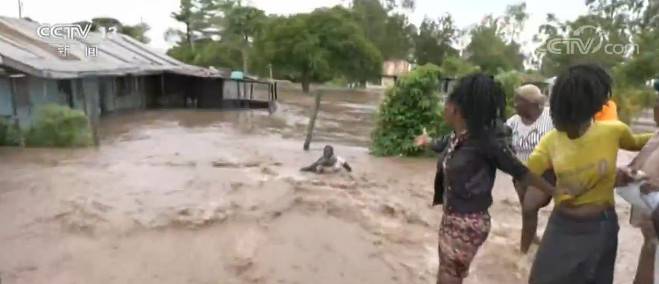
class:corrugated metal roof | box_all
[0,16,227,79]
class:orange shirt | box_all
[595,100,618,121]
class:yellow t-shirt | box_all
[527,120,653,206]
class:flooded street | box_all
[0,88,647,284]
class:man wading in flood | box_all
[300,145,352,173]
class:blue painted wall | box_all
[0,77,12,117]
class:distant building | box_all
[381,60,412,88]
[0,16,276,130]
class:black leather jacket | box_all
[432,124,528,213]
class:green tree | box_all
[381,13,416,60]
[90,17,122,30]
[167,0,266,74]
[465,15,524,74]
[255,7,383,93]
[414,15,459,66]
[121,23,151,43]
[220,3,266,73]
[439,56,480,78]
[168,39,242,70]
[501,2,529,43]
[75,18,151,43]
[351,0,415,60]
[171,0,195,47]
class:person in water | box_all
[526,64,652,284]
[300,145,352,173]
[506,84,555,253]
[415,73,561,284]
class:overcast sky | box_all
[0,0,589,54]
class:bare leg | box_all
[437,241,465,284]
[514,180,534,253]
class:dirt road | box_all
[0,90,647,283]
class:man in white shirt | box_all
[300,145,352,173]
[506,84,555,253]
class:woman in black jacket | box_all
[415,73,562,284]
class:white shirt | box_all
[506,108,554,163]
[318,156,348,173]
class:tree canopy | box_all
[255,7,382,92]
[414,15,459,66]
[74,17,151,43]
[464,3,527,75]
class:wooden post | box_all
[88,84,100,147]
[160,74,166,96]
[250,83,254,100]
[219,79,223,108]
[303,90,322,151]
[236,80,241,108]
[274,81,278,100]
[79,79,99,146]
[8,76,24,146]
[243,81,247,100]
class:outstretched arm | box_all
[300,157,324,172]
[342,162,352,172]
[335,157,352,172]
[619,122,653,151]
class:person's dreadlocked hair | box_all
[447,73,506,136]
[550,64,612,129]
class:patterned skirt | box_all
[438,211,491,279]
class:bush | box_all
[613,86,656,124]
[0,117,8,145]
[611,65,657,124]
[0,117,22,146]
[370,64,450,156]
[25,104,92,147]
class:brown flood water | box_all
[0,89,645,284]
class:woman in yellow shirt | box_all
[526,64,652,284]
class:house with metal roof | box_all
[0,16,276,131]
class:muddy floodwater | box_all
[0,88,647,283]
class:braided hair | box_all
[447,73,507,136]
[550,64,612,130]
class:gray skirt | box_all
[529,208,619,284]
